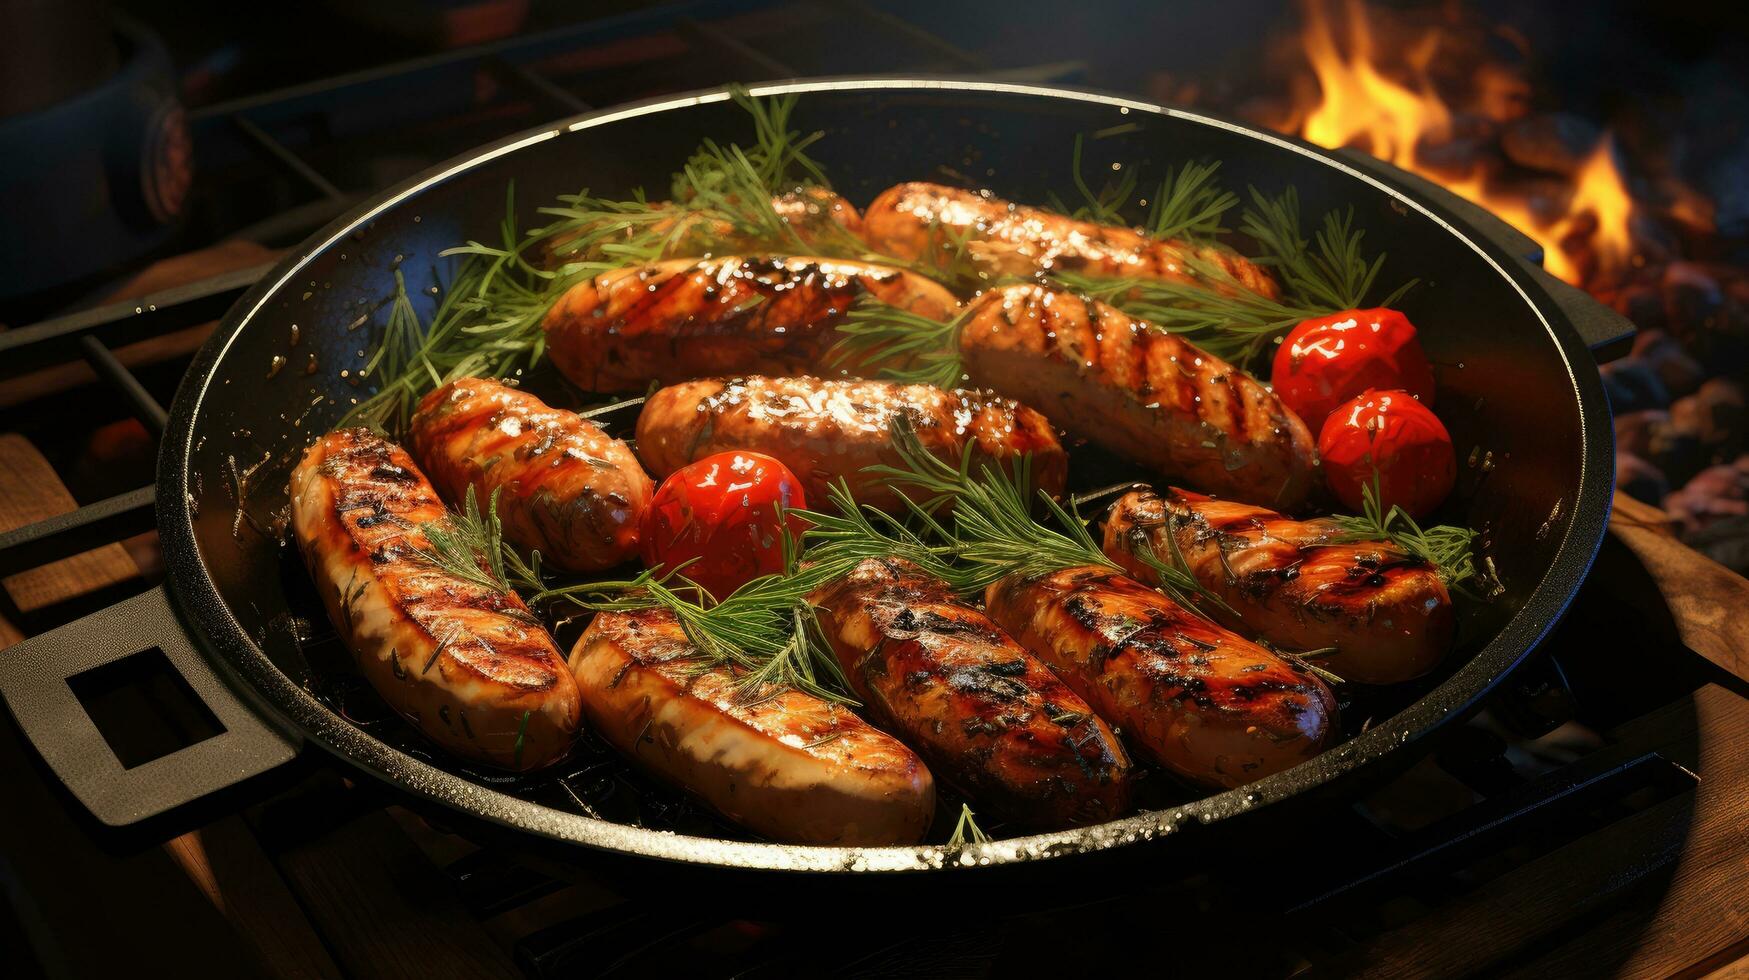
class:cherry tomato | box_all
[1318,389,1456,520]
[639,451,808,601]
[1272,308,1436,428]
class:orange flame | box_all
[1294,0,1634,285]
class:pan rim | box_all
[157,76,1614,873]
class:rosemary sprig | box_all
[342,88,857,436]
[416,486,545,596]
[556,565,861,706]
[1327,471,1483,597]
[826,295,969,389]
[1051,185,1414,369]
[1054,135,1237,242]
[1146,160,1240,242]
[947,803,991,848]
[1239,186,1411,312]
[859,418,1219,624]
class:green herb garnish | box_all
[947,803,990,847]
[827,296,969,390]
[1051,185,1415,368]
[1327,471,1484,596]
[416,485,545,596]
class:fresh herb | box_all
[1327,471,1484,596]
[827,296,969,390]
[342,88,860,436]
[1239,186,1413,313]
[1055,135,1237,242]
[1051,186,1414,369]
[854,418,1215,626]
[947,803,990,848]
[557,565,860,706]
[1146,160,1240,242]
[1128,518,1242,621]
[416,485,545,596]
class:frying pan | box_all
[0,79,1627,879]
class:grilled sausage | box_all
[569,607,935,844]
[290,429,581,771]
[408,378,652,573]
[1103,487,1454,684]
[543,188,866,268]
[959,284,1320,511]
[985,566,1336,788]
[810,558,1133,829]
[636,375,1067,511]
[863,182,1278,296]
[542,255,959,393]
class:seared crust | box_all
[289,429,581,771]
[863,182,1279,296]
[569,608,935,845]
[636,375,1067,511]
[985,566,1336,788]
[810,558,1133,829]
[408,378,653,573]
[541,255,959,393]
[1103,487,1454,685]
[959,284,1320,511]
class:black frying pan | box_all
[0,79,1626,879]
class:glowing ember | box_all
[1293,0,1635,286]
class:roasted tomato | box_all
[639,450,808,600]
[1272,308,1436,428]
[1318,389,1456,520]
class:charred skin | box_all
[1103,487,1455,685]
[959,284,1320,511]
[289,429,581,771]
[569,607,935,845]
[863,182,1279,297]
[636,375,1067,511]
[408,378,653,573]
[985,566,1336,788]
[542,255,959,393]
[543,188,866,267]
[810,558,1133,829]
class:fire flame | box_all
[1294,0,1633,285]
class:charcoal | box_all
[1693,378,1747,455]
[1600,357,1670,413]
[1685,514,1749,574]
[1614,409,1667,457]
[1615,450,1669,505]
[1629,329,1705,397]
[1500,112,1600,176]
[1663,460,1749,536]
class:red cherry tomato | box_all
[1318,389,1456,520]
[639,451,808,601]
[1272,308,1436,428]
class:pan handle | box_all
[0,586,298,827]
[1333,148,1637,362]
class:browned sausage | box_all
[985,566,1336,788]
[408,378,652,572]
[1102,487,1454,684]
[569,607,935,844]
[810,557,1133,829]
[959,284,1320,511]
[635,375,1067,511]
[542,255,959,393]
[863,181,1278,296]
[290,429,581,771]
